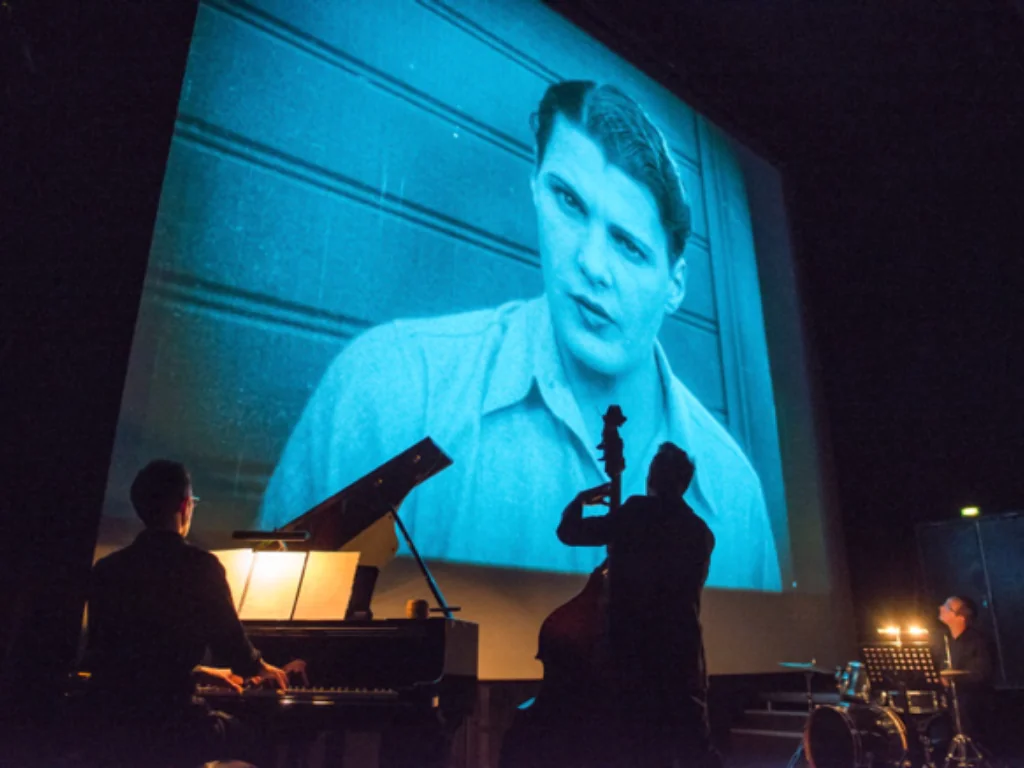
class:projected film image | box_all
[100,0,795,598]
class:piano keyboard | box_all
[198,685,400,704]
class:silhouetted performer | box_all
[558,442,719,768]
[938,595,994,746]
[80,460,292,766]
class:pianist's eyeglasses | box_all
[190,495,201,506]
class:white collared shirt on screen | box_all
[258,297,781,591]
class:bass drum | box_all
[804,703,908,768]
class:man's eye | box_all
[616,234,645,261]
[557,188,584,214]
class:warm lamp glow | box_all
[907,625,929,637]
[877,625,901,636]
[961,506,980,518]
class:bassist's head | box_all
[646,442,694,499]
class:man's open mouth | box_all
[570,294,615,326]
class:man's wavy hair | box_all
[531,80,691,263]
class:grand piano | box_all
[204,438,479,767]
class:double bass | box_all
[500,406,626,768]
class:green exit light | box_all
[961,506,980,518]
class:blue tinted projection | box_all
[103,0,788,592]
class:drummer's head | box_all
[938,595,976,632]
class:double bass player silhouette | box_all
[501,407,720,768]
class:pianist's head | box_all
[646,442,695,499]
[130,459,197,537]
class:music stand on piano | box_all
[271,437,457,619]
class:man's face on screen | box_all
[533,116,685,377]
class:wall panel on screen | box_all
[96,0,852,678]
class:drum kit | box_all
[779,654,993,768]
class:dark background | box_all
[3,0,1023,715]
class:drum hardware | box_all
[938,665,993,768]
[837,661,872,704]
[880,690,942,716]
[803,702,909,768]
[777,660,836,768]
[795,646,961,768]
[780,661,835,713]
[775,646,996,768]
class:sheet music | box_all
[862,644,941,686]
[212,548,361,620]
[293,551,360,620]
[216,548,255,612]
[239,552,306,620]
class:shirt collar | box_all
[655,340,695,456]
[658,343,719,516]
[483,299,723,515]
[481,296,698,462]
[136,528,187,545]
[480,298,597,468]
[481,297,550,417]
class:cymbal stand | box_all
[785,670,816,768]
[941,634,992,768]
[942,677,991,768]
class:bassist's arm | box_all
[557,485,613,546]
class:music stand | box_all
[861,643,941,694]
[862,644,948,768]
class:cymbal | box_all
[779,661,834,675]
[939,669,973,677]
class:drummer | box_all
[937,596,994,743]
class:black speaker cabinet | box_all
[916,513,1024,689]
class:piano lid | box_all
[276,437,452,552]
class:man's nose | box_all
[576,227,612,287]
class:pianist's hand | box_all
[251,659,290,691]
[283,658,309,688]
[193,666,244,694]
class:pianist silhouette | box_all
[556,442,720,768]
[80,459,292,766]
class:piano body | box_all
[206,438,479,766]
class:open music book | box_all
[212,549,361,621]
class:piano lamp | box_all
[231,530,311,543]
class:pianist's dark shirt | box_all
[557,494,715,699]
[85,529,263,716]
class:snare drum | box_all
[836,661,872,703]
[804,702,908,768]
